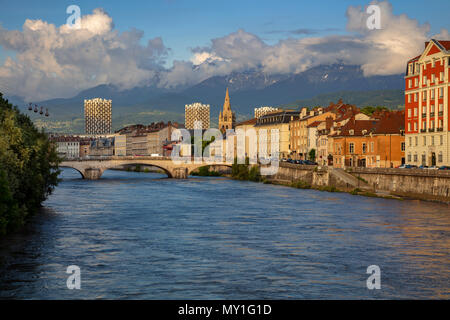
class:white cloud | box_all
[0,9,168,101]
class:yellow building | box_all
[290,107,337,159]
[254,110,299,159]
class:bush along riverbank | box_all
[0,93,60,236]
[231,158,262,182]
[191,166,222,177]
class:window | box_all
[422,154,426,165]
[349,143,354,154]
[438,153,443,163]
[414,108,418,116]
[422,121,426,129]
[414,154,418,162]
[415,136,418,146]
[422,106,427,114]
[440,72,444,82]
[408,109,412,117]
[408,94,412,103]
[370,142,374,152]
[431,74,435,83]
[415,78,419,87]
[440,135,443,145]
[431,136,434,146]
[423,76,427,84]
[362,143,367,154]
[431,90,435,100]
[414,122,418,131]
[423,92,427,101]
[408,153,411,162]
[408,123,411,131]
[408,79,412,88]
[401,142,405,152]
[415,93,418,102]
[439,104,443,112]
[439,87,443,98]
[439,119,443,128]
[423,136,427,146]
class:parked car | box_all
[418,165,429,169]
[438,166,450,170]
[401,164,418,169]
[427,166,439,170]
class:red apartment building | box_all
[405,39,450,166]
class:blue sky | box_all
[1,0,450,100]
[1,0,450,65]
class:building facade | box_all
[185,102,210,130]
[218,88,236,133]
[405,39,450,166]
[114,134,127,156]
[332,112,405,168]
[52,137,80,159]
[115,122,179,156]
[84,98,112,135]
[255,110,299,159]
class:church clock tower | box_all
[218,87,236,134]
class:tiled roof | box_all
[236,118,257,126]
[426,39,450,51]
[372,111,405,134]
[336,119,378,137]
[307,121,322,128]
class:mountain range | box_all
[3,64,405,133]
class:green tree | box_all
[308,149,316,162]
[0,93,60,236]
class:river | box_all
[0,168,449,299]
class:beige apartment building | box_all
[254,110,299,159]
[185,102,210,130]
[84,98,112,135]
[254,106,279,119]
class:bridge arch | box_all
[60,165,86,179]
[103,163,173,178]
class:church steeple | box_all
[218,87,236,134]
[223,87,231,111]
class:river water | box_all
[0,168,449,299]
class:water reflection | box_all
[0,168,449,299]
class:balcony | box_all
[420,129,427,133]
[428,128,435,133]
[437,128,444,132]
[438,111,443,117]
[430,112,435,118]
[422,113,427,118]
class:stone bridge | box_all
[60,156,233,180]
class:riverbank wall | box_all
[265,163,450,202]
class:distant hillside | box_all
[280,89,404,110]
[1,63,405,133]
